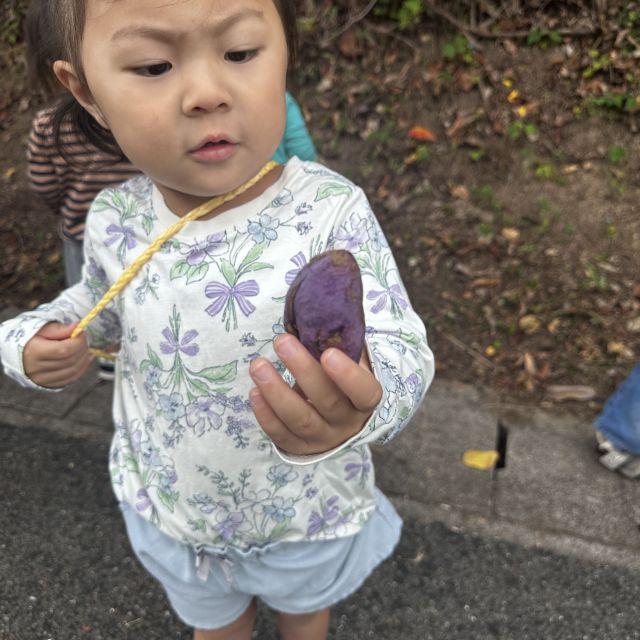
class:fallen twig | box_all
[442,332,495,369]
[323,0,377,44]
[424,0,599,44]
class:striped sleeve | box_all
[25,108,141,241]
[27,110,62,210]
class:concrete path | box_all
[2,305,640,638]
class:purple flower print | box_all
[159,468,178,493]
[186,397,224,436]
[184,233,229,266]
[205,280,259,317]
[335,215,368,251]
[104,223,136,249]
[264,497,296,523]
[367,284,408,314]
[87,257,106,282]
[295,202,312,216]
[344,461,371,481]
[307,495,340,536]
[285,251,307,285]
[215,511,245,542]
[240,333,257,347]
[140,441,163,467]
[135,488,152,512]
[160,326,200,357]
[296,222,312,236]
[188,493,215,514]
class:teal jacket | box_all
[272,92,317,164]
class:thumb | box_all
[37,321,81,341]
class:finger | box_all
[28,351,95,388]
[249,388,304,453]
[26,334,90,367]
[273,335,354,422]
[249,357,324,440]
[37,322,79,341]
[321,348,383,413]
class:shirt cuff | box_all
[0,316,60,391]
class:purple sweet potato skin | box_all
[284,250,365,362]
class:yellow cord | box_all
[72,161,279,360]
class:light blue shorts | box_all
[120,489,401,630]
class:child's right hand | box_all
[23,322,94,388]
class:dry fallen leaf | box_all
[519,314,541,334]
[523,351,537,376]
[547,318,562,333]
[451,184,470,200]
[627,317,640,333]
[608,341,634,358]
[338,29,362,58]
[409,125,437,142]
[546,385,596,401]
[501,227,520,242]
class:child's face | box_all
[79,0,288,212]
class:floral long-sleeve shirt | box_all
[0,159,434,551]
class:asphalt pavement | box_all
[2,306,640,639]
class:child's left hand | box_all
[249,334,382,456]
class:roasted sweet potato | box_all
[284,250,365,362]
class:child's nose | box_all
[181,64,232,114]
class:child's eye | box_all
[134,62,172,77]
[225,50,258,64]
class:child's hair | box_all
[51,0,299,161]
[25,0,62,96]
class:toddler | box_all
[1,2,433,638]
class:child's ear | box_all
[53,60,109,129]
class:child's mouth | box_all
[190,138,238,162]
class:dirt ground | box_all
[1,4,639,423]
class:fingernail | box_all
[275,335,296,357]
[250,360,270,383]
[322,348,342,370]
[249,388,265,408]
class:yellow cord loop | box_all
[72,161,279,360]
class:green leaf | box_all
[146,345,163,369]
[141,214,154,236]
[238,240,267,271]
[608,145,625,164]
[241,261,273,273]
[191,518,207,532]
[186,262,209,284]
[527,29,542,46]
[170,260,190,280]
[195,361,238,384]
[157,489,178,512]
[220,259,237,286]
[124,454,139,473]
[315,182,353,201]
[442,42,456,60]
[190,377,211,395]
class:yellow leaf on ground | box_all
[462,449,499,470]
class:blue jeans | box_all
[595,364,640,454]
